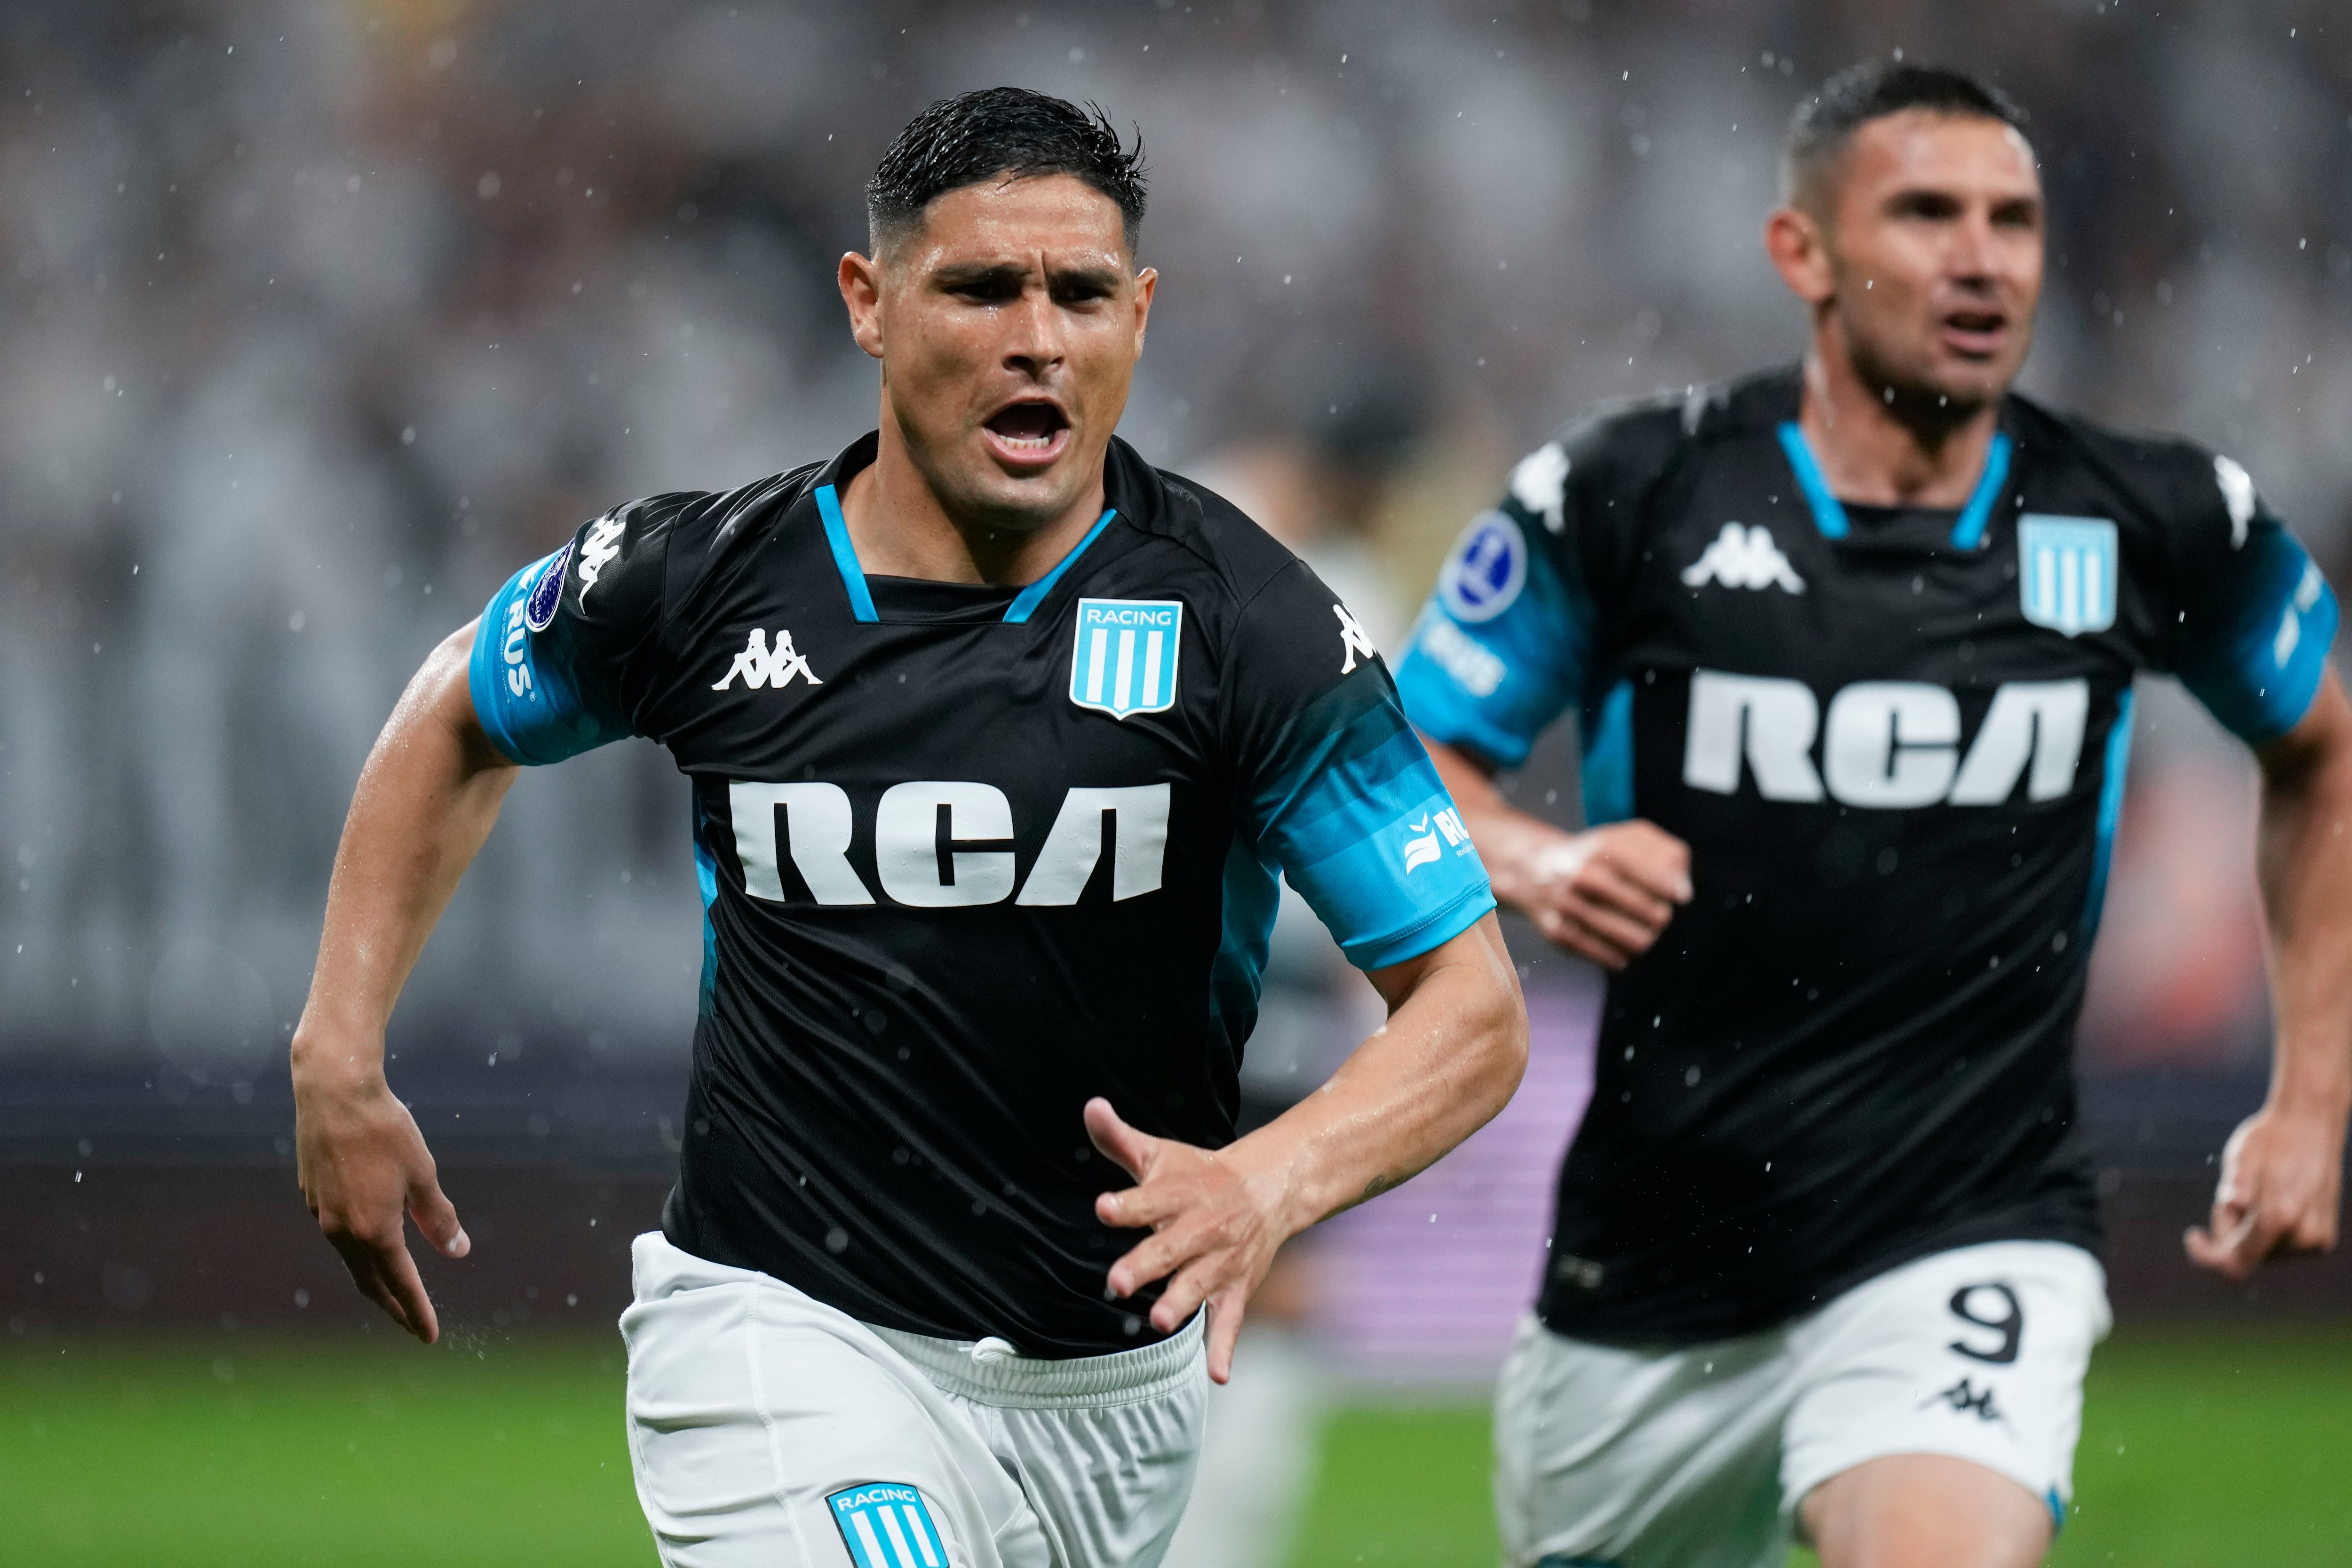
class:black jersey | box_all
[1394,367,2337,1343]
[469,434,1492,1355]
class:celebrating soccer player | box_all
[290,88,1526,1568]
[1394,61,2352,1568]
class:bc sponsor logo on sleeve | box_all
[1069,598,1182,719]
[1400,807,1473,874]
[522,541,572,633]
[1438,510,1526,623]
[826,1483,947,1568]
[2017,515,2118,637]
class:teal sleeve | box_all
[1392,494,1592,769]
[467,545,633,765]
[1250,681,1495,970]
[2177,518,2338,744]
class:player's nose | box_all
[1001,272,1067,378]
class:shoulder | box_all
[1111,438,1308,615]
[2006,393,2249,542]
[1514,366,1797,533]
[575,463,826,630]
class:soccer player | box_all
[290,88,1526,1568]
[1394,62,2352,1568]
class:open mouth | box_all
[1940,309,2009,358]
[981,399,1071,468]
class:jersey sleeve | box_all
[2166,454,2338,744]
[468,496,688,765]
[1224,559,1496,971]
[1391,429,1610,767]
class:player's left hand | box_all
[1086,1096,1290,1385]
[2183,1102,2346,1280]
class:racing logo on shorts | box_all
[2017,515,2118,637]
[1069,598,1181,720]
[1438,509,1526,623]
[827,1483,948,1568]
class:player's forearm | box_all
[1227,914,1527,1236]
[2255,676,2352,1122]
[292,623,517,1080]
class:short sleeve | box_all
[1391,438,1600,767]
[2168,454,2339,745]
[468,497,684,765]
[1224,559,1495,971]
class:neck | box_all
[838,406,1106,587]
[1797,326,2002,509]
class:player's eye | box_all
[1990,201,2041,230]
[1890,191,1963,221]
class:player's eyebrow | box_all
[1044,260,1123,294]
[930,260,1031,293]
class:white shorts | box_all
[1494,1241,2111,1568]
[621,1231,1208,1568]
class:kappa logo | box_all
[1682,523,1805,594]
[1401,807,1471,874]
[826,1482,948,1568]
[2214,454,2257,549]
[1922,1377,2006,1424]
[575,514,625,598]
[1509,440,1571,533]
[711,628,822,692]
[1334,602,1378,674]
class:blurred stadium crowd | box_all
[5,0,2350,1086]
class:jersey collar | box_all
[807,433,1118,626]
[1775,420,2013,551]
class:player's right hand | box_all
[292,1054,469,1344]
[1499,818,1693,970]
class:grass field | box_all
[3,1324,2347,1566]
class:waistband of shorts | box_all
[867,1310,1205,1409]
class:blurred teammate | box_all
[291,88,1526,1568]
[1394,62,2352,1568]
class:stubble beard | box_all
[1843,328,2009,440]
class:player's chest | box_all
[1621,467,2143,694]
[654,554,1216,797]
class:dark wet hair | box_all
[867,87,1147,253]
[1783,60,2030,209]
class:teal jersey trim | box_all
[814,486,1116,627]
[1777,422,1849,539]
[815,484,880,623]
[1245,678,1494,970]
[467,550,627,766]
[1777,422,2013,550]
[1580,679,1635,826]
[1004,509,1116,623]
[2082,686,2135,942]
[1948,432,2014,550]
[2178,527,2339,744]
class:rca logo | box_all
[728,781,1169,907]
[1682,671,2090,808]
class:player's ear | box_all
[839,251,886,361]
[1130,266,1157,352]
[1764,205,1834,308]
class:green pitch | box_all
[3,1324,2346,1566]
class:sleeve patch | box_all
[1438,509,1528,623]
